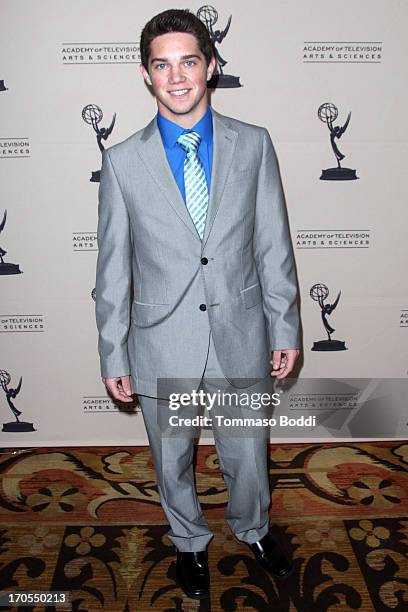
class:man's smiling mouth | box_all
[168,89,190,96]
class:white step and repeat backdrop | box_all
[1,0,407,446]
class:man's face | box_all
[140,32,215,125]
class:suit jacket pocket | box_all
[131,301,170,328]
[227,166,255,183]
[240,283,262,309]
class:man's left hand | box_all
[270,349,299,379]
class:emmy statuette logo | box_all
[0,210,22,275]
[318,103,358,180]
[82,104,116,182]
[310,283,348,351]
[1,370,36,432]
[197,5,241,88]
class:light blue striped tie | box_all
[177,131,208,240]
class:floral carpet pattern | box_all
[0,441,407,611]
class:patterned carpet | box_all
[0,441,407,611]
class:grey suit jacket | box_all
[95,108,300,397]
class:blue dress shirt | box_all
[157,106,213,202]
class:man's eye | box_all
[155,63,167,70]
[185,60,196,66]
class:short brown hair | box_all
[140,9,215,69]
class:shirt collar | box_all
[157,105,213,149]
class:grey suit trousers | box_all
[138,329,272,552]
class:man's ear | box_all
[207,56,217,81]
[139,64,152,85]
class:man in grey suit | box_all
[95,8,300,600]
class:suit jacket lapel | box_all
[137,110,238,246]
[138,116,200,240]
[202,109,238,246]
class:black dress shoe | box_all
[175,550,210,599]
[248,532,293,579]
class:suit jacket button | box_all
[201,257,208,265]
[199,304,207,311]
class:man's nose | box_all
[169,65,186,83]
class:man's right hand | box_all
[102,375,134,403]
